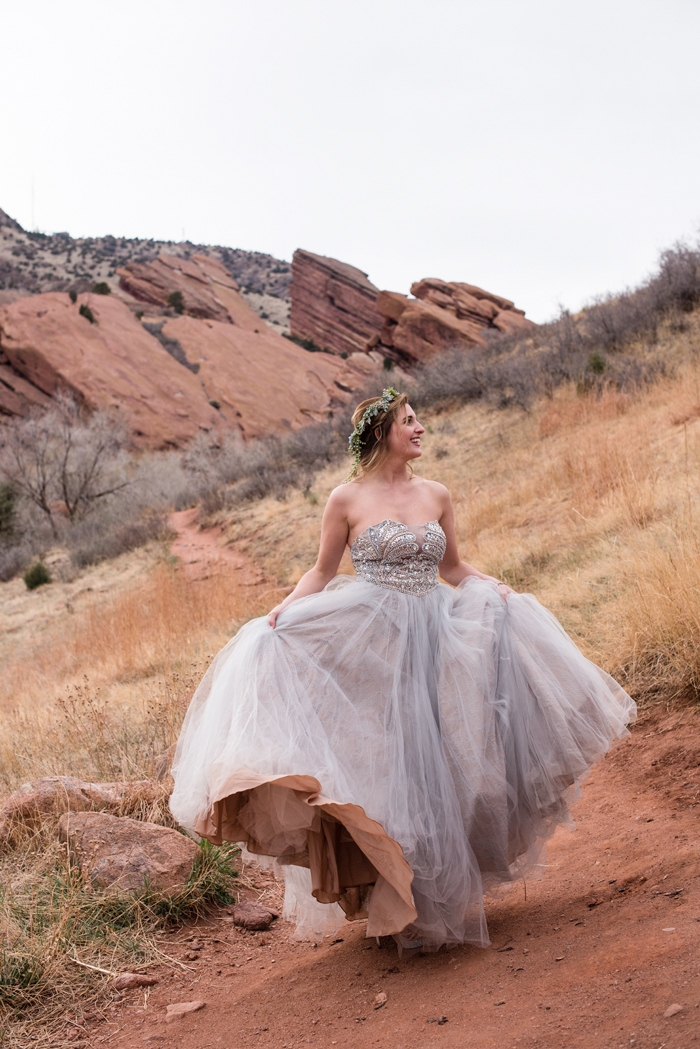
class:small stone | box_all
[555,956,565,962]
[111,972,159,991]
[663,1004,683,1018]
[495,1000,506,1006]
[183,952,199,961]
[165,1000,206,1022]
[374,992,388,1009]
[232,901,276,931]
[662,927,676,932]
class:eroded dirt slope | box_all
[88,701,700,1049]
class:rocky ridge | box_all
[0,207,291,329]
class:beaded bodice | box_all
[350,520,446,595]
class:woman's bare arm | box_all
[438,489,513,597]
[268,488,350,627]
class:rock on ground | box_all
[58,811,198,893]
[0,777,163,845]
[111,973,159,991]
[165,1000,206,1022]
[232,900,277,931]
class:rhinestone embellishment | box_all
[350,520,446,595]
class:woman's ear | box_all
[374,426,382,442]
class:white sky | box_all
[1,0,699,321]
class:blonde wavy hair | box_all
[349,390,411,479]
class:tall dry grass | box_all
[0,558,275,1046]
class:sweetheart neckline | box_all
[350,519,443,550]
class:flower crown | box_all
[347,387,399,477]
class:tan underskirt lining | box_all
[193,770,417,937]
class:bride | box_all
[170,388,635,951]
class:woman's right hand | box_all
[268,603,285,628]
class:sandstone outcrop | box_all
[117,254,244,323]
[371,278,537,365]
[289,249,536,367]
[0,289,378,446]
[58,811,198,892]
[0,292,220,445]
[159,314,376,437]
[289,249,383,356]
[0,776,163,844]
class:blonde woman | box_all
[171,389,635,951]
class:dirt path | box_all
[169,508,267,587]
[84,701,700,1049]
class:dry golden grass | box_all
[216,359,700,698]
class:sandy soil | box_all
[74,698,700,1049]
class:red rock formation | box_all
[0,292,220,446]
[372,278,537,365]
[158,314,377,438]
[116,254,243,322]
[289,249,383,356]
[0,290,378,447]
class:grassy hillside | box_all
[1,258,700,1043]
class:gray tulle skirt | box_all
[170,576,635,949]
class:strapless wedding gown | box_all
[170,520,635,949]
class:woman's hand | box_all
[495,581,515,603]
[268,603,286,629]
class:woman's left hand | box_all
[496,581,515,603]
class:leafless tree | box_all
[0,393,130,537]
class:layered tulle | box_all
[170,576,635,949]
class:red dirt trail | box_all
[168,509,266,586]
[84,519,700,1049]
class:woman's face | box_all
[387,403,425,462]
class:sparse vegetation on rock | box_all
[167,289,184,314]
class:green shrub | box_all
[23,562,51,590]
[383,356,394,370]
[0,484,15,537]
[68,289,77,304]
[92,281,111,295]
[587,352,606,374]
[0,951,45,1009]
[79,303,95,324]
[167,291,185,314]
[209,400,221,410]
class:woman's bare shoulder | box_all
[325,482,357,512]
[415,476,451,503]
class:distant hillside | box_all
[0,207,291,329]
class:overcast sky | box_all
[2,0,699,321]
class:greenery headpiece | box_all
[347,387,399,477]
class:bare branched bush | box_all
[0,393,129,536]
